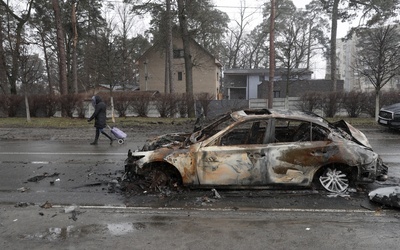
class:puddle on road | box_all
[20,222,146,241]
[107,222,145,236]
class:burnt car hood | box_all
[141,132,191,151]
[381,103,400,113]
[332,120,371,148]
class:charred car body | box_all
[378,103,400,129]
[125,109,388,193]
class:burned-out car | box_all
[125,109,388,193]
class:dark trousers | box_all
[94,128,112,141]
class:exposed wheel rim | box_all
[319,168,349,193]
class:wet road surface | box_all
[1,127,400,249]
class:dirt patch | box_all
[0,122,196,141]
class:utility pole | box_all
[166,0,174,93]
[268,0,275,109]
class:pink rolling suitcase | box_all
[109,126,127,144]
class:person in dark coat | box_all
[87,95,113,145]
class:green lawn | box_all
[326,117,378,127]
[0,116,378,128]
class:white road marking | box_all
[52,204,377,214]
[378,153,400,156]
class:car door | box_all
[194,119,271,186]
[264,118,335,186]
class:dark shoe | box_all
[90,141,98,145]
[110,139,113,145]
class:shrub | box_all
[342,90,366,118]
[320,91,343,117]
[0,94,8,117]
[75,95,88,118]
[59,93,83,117]
[154,93,178,118]
[381,90,400,107]
[177,94,189,118]
[5,95,24,117]
[27,95,41,117]
[196,92,215,117]
[113,92,133,117]
[297,92,321,112]
[130,92,153,117]
[43,94,59,117]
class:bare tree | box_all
[0,0,34,95]
[354,25,400,120]
[19,47,44,121]
[275,11,309,109]
[319,0,400,91]
[230,1,255,68]
[222,1,261,69]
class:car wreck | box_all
[124,109,388,193]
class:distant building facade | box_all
[223,68,342,100]
[329,35,400,92]
[137,36,222,98]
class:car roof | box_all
[231,109,329,127]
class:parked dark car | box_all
[125,109,388,193]
[378,103,400,129]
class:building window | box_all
[259,75,265,82]
[273,91,280,98]
[178,72,183,81]
[173,49,184,58]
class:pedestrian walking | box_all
[87,95,113,145]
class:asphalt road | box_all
[1,126,400,249]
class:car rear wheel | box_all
[318,167,349,193]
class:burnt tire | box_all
[145,166,182,191]
[318,167,349,193]
[148,169,169,190]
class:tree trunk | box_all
[52,0,68,96]
[330,0,339,91]
[375,89,380,121]
[306,21,312,70]
[71,1,78,93]
[40,32,53,95]
[268,0,276,108]
[0,20,9,94]
[110,94,115,123]
[24,92,31,122]
[177,0,194,117]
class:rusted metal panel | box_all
[195,146,265,185]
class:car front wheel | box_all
[147,169,169,190]
[319,167,349,193]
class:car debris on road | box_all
[369,186,400,209]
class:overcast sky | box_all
[214,0,348,38]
